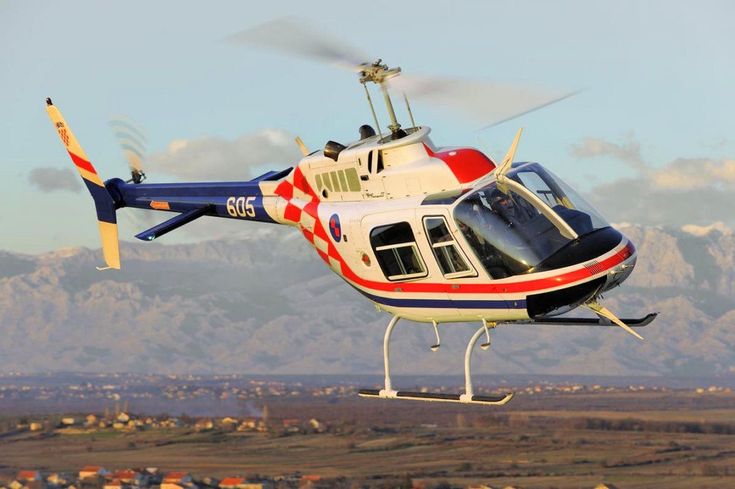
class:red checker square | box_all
[284,203,302,222]
[275,181,294,200]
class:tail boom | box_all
[46,98,292,269]
[109,179,282,229]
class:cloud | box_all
[585,178,735,229]
[569,134,647,173]
[650,158,735,189]
[571,135,735,229]
[681,222,732,237]
[146,129,302,181]
[572,134,735,191]
[28,167,81,193]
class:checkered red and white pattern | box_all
[274,167,343,274]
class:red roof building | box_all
[80,466,107,480]
[107,470,143,485]
[103,480,123,489]
[219,477,246,489]
[163,473,190,484]
[16,471,41,482]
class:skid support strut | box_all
[380,315,400,398]
[359,316,514,406]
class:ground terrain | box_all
[2,389,734,489]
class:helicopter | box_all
[45,19,656,406]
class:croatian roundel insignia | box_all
[329,213,342,242]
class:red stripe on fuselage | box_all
[68,151,97,175]
[281,158,630,299]
[339,241,633,296]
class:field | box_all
[2,389,735,488]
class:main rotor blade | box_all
[586,301,645,341]
[391,75,581,127]
[228,17,580,128]
[478,89,584,130]
[225,17,369,71]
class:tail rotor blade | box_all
[109,117,148,183]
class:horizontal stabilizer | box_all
[135,205,213,241]
[530,312,657,327]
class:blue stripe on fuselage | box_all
[349,285,526,310]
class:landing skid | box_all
[529,312,657,327]
[358,389,513,405]
[358,316,514,406]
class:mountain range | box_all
[1,224,734,378]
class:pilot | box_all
[490,190,525,225]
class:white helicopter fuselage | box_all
[259,126,637,324]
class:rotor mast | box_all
[359,60,407,138]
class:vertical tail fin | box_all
[45,98,120,270]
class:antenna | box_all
[362,83,383,138]
[403,92,417,129]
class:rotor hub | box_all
[359,59,401,85]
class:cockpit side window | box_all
[515,171,559,207]
[423,217,476,279]
[512,165,606,236]
[370,222,427,281]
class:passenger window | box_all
[424,217,475,278]
[370,222,427,281]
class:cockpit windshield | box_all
[453,163,609,278]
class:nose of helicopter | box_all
[526,227,636,318]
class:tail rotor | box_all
[109,117,148,184]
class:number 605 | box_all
[226,196,256,217]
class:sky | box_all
[1,0,734,253]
